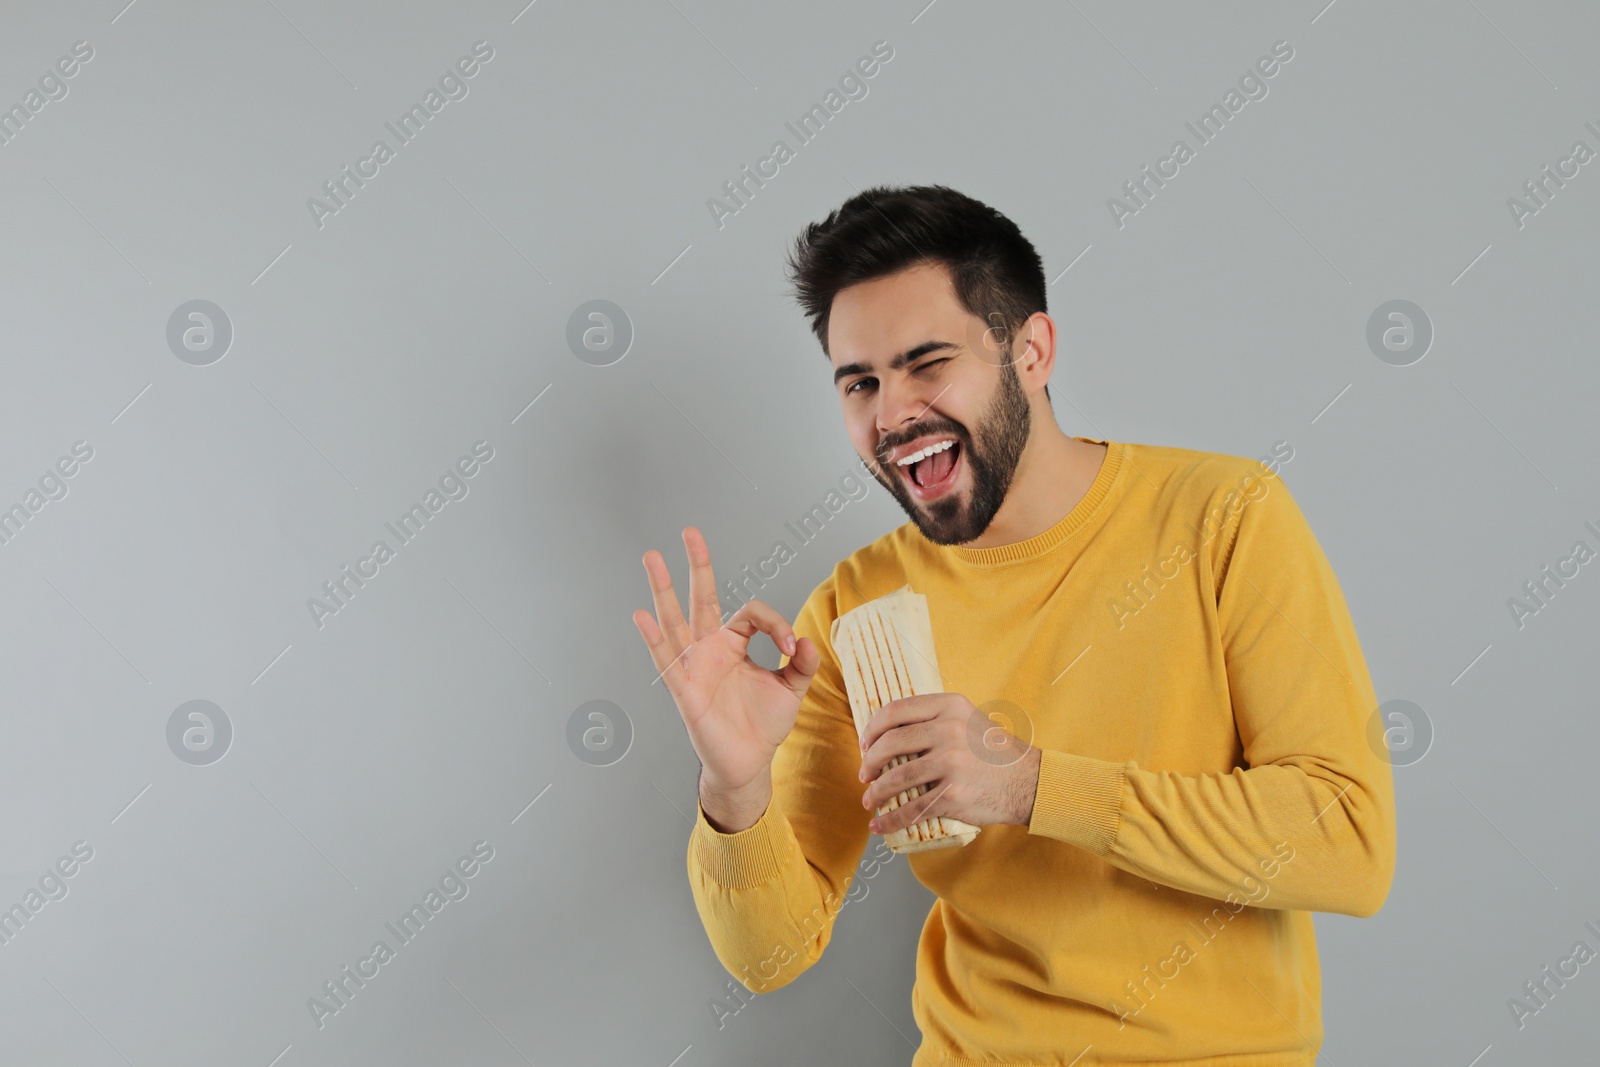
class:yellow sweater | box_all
[687,437,1396,1066]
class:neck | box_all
[962,414,1108,550]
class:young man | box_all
[633,185,1395,1065]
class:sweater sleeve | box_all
[1026,465,1397,918]
[685,575,873,992]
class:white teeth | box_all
[895,439,955,467]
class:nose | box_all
[875,372,944,446]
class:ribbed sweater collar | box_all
[938,437,1125,568]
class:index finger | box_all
[859,693,943,754]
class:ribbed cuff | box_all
[692,795,788,888]
[1026,748,1126,856]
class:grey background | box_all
[2,0,1596,1064]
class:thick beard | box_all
[869,360,1032,546]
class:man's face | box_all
[827,262,1033,546]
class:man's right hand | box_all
[633,526,820,833]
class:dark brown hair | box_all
[785,184,1050,400]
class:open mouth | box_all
[897,439,962,501]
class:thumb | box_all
[776,636,820,698]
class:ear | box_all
[1013,312,1057,396]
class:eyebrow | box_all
[832,340,960,387]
